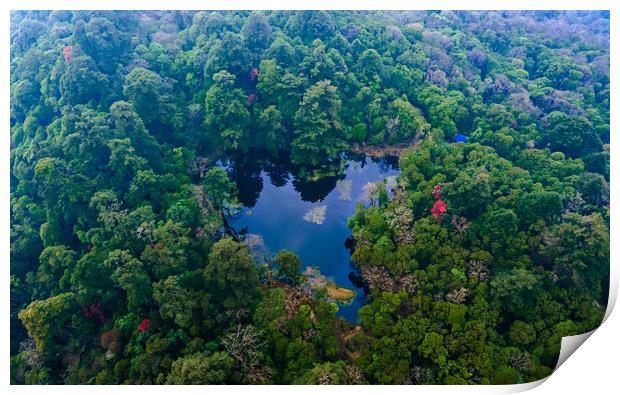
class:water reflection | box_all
[225,150,400,322]
[227,155,265,207]
[292,174,344,203]
[263,160,291,188]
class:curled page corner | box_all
[498,329,600,393]
[603,277,618,322]
[548,279,618,377]
[553,329,597,372]
[502,377,548,393]
[507,283,617,392]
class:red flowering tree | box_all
[82,303,105,323]
[431,199,448,220]
[139,318,151,333]
[432,183,445,199]
[101,329,121,353]
[63,46,72,62]
[249,67,259,81]
[431,183,448,220]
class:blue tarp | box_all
[453,134,467,143]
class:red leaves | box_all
[431,183,448,220]
[432,183,445,199]
[63,46,72,62]
[247,93,256,106]
[82,303,105,323]
[249,67,259,81]
[139,318,151,333]
[431,199,448,219]
[101,330,115,344]
[101,329,121,352]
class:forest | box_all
[9,10,610,384]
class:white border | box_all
[2,1,617,394]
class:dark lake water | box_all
[227,153,400,322]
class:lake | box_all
[227,153,400,322]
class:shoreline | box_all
[350,133,424,158]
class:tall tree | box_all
[291,80,344,168]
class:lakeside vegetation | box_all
[10,10,609,384]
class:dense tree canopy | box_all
[10,10,609,385]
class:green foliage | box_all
[123,67,180,137]
[350,137,608,383]
[296,361,349,384]
[109,250,152,312]
[166,352,235,384]
[274,250,302,284]
[32,245,76,298]
[202,167,238,211]
[444,167,493,217]
[18,292,78,352]
[291,80,344,168]
[153,274,207,330]
[242,12,273,53]
[59,53,107,106]
[204,71,251,151]
[205,32,251,78]
[419,332,448,367]
[509,321,536,345]
[204,238,260,312]
[9,10,609,385]
[540,112,602,158]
